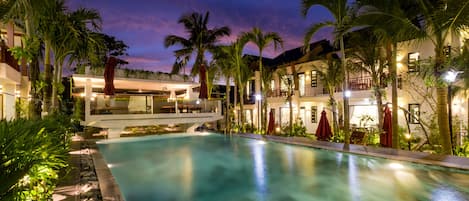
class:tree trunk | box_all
[43,41,53,114]
[340,36,350,150]
[330,96,339,134]
[389,42,399,149]
[376,90,384,133]
[239,86,245,133]
[436,87,452,154]
[225,77,231,134]
[51,63,60,112]
[29,58,41,119]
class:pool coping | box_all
[235,133,469,171]
[89,141,126,201]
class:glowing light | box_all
[92,93,97,97]
[255,94,262,101]
[344,90,351,98]
[444,70,460,83]
[257,141,266,145]
[80,92,85,97]
[275,126,281,133]
[196,99,200,104]
[389,162,404,170]
[405,133,411,140]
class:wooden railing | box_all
[0,42,20,71]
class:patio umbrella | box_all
[104,56,118,95]
[316,110,332,141]
[381,105,393,147]
[267,109,275,134]
[198,64,208,99]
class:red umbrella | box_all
[198,64,208,99]
[381,105,393,147]
[316,110,332,141]
[267,109,275,134]
[104,56,118,95]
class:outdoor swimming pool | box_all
[97,134,469,201]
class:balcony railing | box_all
[0,43,20,71]
[90,94,220,115]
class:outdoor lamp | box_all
[344,90,351,98]
[255,94,262,101]
[405,133,411,151]
[444,70,458,83]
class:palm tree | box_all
[164,11,230,95]
[302,0,353,149]
[241,27,283,133]
[232,39,252,132]
[50,8,102,112]
[313,53,343,134]
[212,45,234,134]
[414,0,469,155]
[356,0,424,150]
[347,30,387,134]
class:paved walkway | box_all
[53,135,103,201]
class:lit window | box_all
[311,106,318,123]
[298,73,305,96]
[408,104,420,124]
[311,70,318,87]
[408,52,419,72]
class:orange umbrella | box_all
[381,105,393,147]
[104,57,118,95]
[267,109,275,134]
[316,110,332,141]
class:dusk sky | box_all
[68,0,333,74]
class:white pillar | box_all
[255,71,261,95]
[85,79,91,121]
[3,83,16,120]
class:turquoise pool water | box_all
[97,134,469,201]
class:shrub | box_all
[0,114,72,200]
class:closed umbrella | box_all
[267,109,275,134]
[104,56,118,96]
[316,110,332,141]
[381,105,393,147]
[198,64,208,99]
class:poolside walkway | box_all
[238,133,469,170]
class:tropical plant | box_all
[164,11,231,91]
[313,53,343,134]
[355,0,424,150]
[50,7,102,112]
[0,114,72,200]
[241,27,283,133]
[347,29,388,133]
[301,0,354,149]
[212,45,234,134]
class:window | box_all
[311,70,318,87]
[298,73,305,96]
[408,104,420,124]
[270,79,275,91]
[280,107,290,126]
[408,52,420,72]
[311,106,318,123]
[299,107,306,124]
[280,75,294,95]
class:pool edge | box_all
[89,141,126,201]
[234,133,469,171]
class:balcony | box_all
[0,43,20,72]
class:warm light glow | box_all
[196,99,200,104]
[92,93,97,97]
[255,94,262,101]
[275,126,281,133]
[80,92,85,97]
[389,162,404,170]
[444,70,460,83]
[405,133,411,140]
[344,90,351,98]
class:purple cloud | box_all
[69,0,333,73]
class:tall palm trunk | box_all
[434,43,452,155]
[225,77,231,134]
[340,36,350,150]
[330,95,339,134]
[238,85,245,132]
[43,40,53,114]
[29,58,41,119]
[51,62,60,112]
[386,42,399,149]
